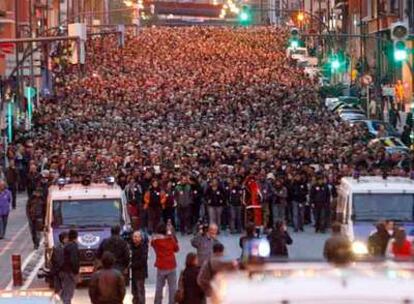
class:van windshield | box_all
[52,199,123,228]
[352,194,414,222]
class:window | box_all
[52,199,123,228]
[352,193,414,222]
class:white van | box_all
[286,47,308,61]
[336,176,414,250]
[211,262,414,304]
[43,180,130,279]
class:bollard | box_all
[12,254,23,287]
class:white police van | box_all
[43,177,130,279]
[336,176,414,254]
[211,262,414,303]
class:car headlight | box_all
[352,241,368,255]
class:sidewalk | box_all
[0,193,32,289]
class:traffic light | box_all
[289,27,300,49]
[331,58,340,70]
[391,22,409,62]
[238,5,252,26]
[394,41,407,61]
[297,12,304,22]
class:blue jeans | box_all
[230,205,242,232]
[59,272,77,304]
[292,201,304,230]
[272,204,285,224]
[208,206,223,228]
[155,269,176,304]
[0,214,9,238]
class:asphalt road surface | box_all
[0,194,329,303]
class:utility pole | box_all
[29,0,35,88]
[14,0,20,106]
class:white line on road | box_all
[0,223,29,256]
[21,255,45,290]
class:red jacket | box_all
[392,240,412,258]
[151,235,179,270]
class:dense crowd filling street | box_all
[1,26,413,304]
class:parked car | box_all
[350,120,400,138]
[326,96,361,111]
[333,103,363,113]
[339,112,367,122]
[368,136,410,155]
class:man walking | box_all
[50,231,68,294]
[151,223,179,304]
[310,175,330,233]
[61,229,80,304]
[5,161,18,209]
[289,173,307,232]
[130,230,148,304]
[175,174,194,235]
[97,225,130,275]
[191,223,220,266]
[26,189,44,249]
[89,252,126,304]
[0,181,12,239]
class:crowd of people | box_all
[4,26,409,237]
[0,25,412,303]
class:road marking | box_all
[21,255,45,290]
[0,223,29,256]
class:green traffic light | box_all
[290,40,299,49]
[331,59,340,70]
[394,41,407,62]
[238,5,252,25]
[239,11,249,22]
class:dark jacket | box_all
[182,266,205,304]
[50,243,65,276]
[368,231,390,257]
[289,182,307,203]
[228,186,243,206]
[309,184,330,208]
[97,236,130,272]
[62,241,80,274]
[89,268,126,304]
[130,240,148,280]
[205,186,225,207]
[26,196,44,222]
[5,167,18,186]
[267,230,292,257]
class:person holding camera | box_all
[191,223,221,266]
[151,223,179,304]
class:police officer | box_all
[310,174,330,233]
